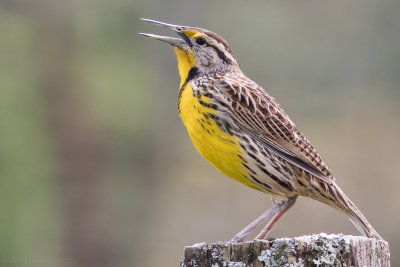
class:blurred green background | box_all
[0,0,399,266]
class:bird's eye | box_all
[195,37,207,46]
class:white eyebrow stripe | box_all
[213,41,236,62]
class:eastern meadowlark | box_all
[139,19,382,241]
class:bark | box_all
[181,234,390,267]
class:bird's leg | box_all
[229,206,279,242]
[230,196,297,242]
[255,196,297,240]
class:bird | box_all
[139,18,382,241]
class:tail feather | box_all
[305,180,383,240]
[332,183,383,240]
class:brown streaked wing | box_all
[215,75,334,183]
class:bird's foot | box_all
[229,237,245,243]
[254,237,276,242]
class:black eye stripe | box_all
[209,44,232,64]
[178,32,193,47]
[194,35,233,64]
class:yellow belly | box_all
[179,84,259,190]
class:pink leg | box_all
[230,197,297,242]
[255,197,297,240]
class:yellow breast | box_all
[179,83,259,190]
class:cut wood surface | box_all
[181,234,390,267]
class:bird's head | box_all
[139,18,237,86]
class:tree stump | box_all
[181,234,390,267]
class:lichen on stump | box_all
[181,234,390,267]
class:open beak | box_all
[139,18,191,49]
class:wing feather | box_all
[215,74,334,183]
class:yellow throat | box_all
[174,47,197,88]
[173,47,261,191]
